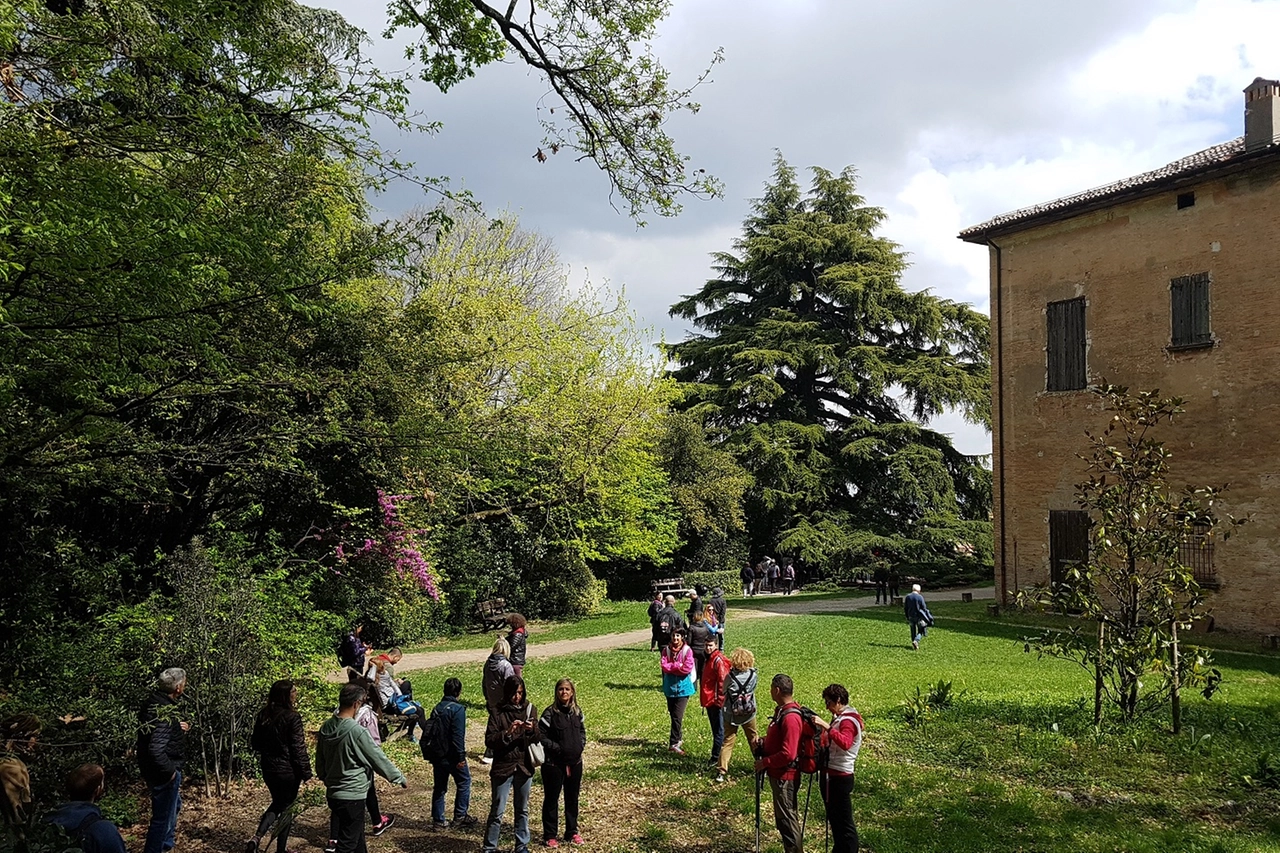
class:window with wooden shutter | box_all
[1049,509,1090,587]
[1170,272,1211,349]
[1046,297,1086,391]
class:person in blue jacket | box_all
[903,584,934,650]
[46,764,127,853]
[429,678,477,829]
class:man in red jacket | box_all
[754,673,803,853]
[699,646,731,775]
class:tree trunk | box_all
[1094,619,1105,726]
[1170,617,1182,734]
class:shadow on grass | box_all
[604,682,653,691]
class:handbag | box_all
[525,705,545,768]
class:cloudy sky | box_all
[320,0,1280,454]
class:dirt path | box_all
[388,586,994,674]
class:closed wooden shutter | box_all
[1170,273,1211,347]
[1049,510,1090,587]
[1046,298,1086,391]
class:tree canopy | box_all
[667,156,992,571]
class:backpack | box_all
[778,706,824,774]
[418,708,451,764]
[727,670,756,719]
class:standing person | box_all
[482,677,541,853]
[539,678,586,848]
[686,610,720,687]
[767,559,780,593]
[338,624,368,678]
[245,681,312,853]
[716,648,759,783]
[429,678,476,829]
[810,684,864,853]
[685,589,703,622]
[655,595,686,652]
[888,567,901,600]
[660,629,696,755]
[316,684,407,853]
[782,559,796,595]
[699,644,730,772]
[753,560,767,596]
[647,592,664,651]
[904,584,934,650]
[872,564,888,605]
[482,637,515,764]
[137,667,189,853]
[708,588,728,649]
[740,562,756,597]
[507,613,529,679]
[754,674,804,853]
[46,764,126,853]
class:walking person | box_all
[904,584,934,650]
[699,644,730,773]
[137,667,189,853]
[482,637,515,764]
[316,684,407,853]
[740,562,755,597]
[322,680,393,851]
[245,681,312,853]
[482,676,541,853]
[507,613,529,679]
[715,648,759,783]
[810,684,864,853]
[539,678,586,848]
[429,678,476,829]
[660,629,696,755]
[755,674,804,853]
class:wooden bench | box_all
[381,712,414,744]
[476,597,510,631]
[652,577,694,599]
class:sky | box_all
[319,0,1280,455]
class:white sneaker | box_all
[481,755,494,764]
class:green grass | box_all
[398,602,1280,853]
[400,601,647,654]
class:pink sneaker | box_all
[545,840,560,849]
[570,834,584,845]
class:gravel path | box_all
[379,586,995,675]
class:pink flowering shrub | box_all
[336,490,440,601]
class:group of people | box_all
[739,556,798,596]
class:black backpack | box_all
[418,709,451,764]
[727,670,756,719]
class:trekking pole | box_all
[755,770,763,853]
[799,771,813,843]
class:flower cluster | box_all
[336,490,440,600]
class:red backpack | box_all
[778,706,824,774]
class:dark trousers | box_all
[255,774,301,852]
[706,705,724,761]
[540,761,582,841]
[666,695,689,747]
[328,797,367,853]
[875,582,887,604]
[328,779,379,841]
[821,773,859,853]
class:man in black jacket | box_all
[708,587,728,649]
[429,678,476,829]
[138,667,189,853]
[655,595,686,652]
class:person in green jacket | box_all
[316,684,408,853]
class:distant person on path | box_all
[507,613,529,679]
[716,648,759,783]
[46,764,126,853]
[888,568,901,600]
[904,584,934,650]
[245,680,312,853]
[655,595,686,652]
[810,684,864,853]
[767,559,780,593]
[753,559,767,595]
[316,684,407,853]
[660,629,696,755]
[873,564,888,605]
[482,637,515,764]
[755,673,804,853]
[539,678,587,848]
[708,588,728,648]
[647,592,664,651]
[137,667,189,853]
[740,562,756,597]
[482,676,541,853]
[782,559,796,595]
[699,644,731,772]
[429,678,476,829]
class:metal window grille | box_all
[1046,298,1086,391]
[1179,523,1216,585]
[1170,272,1211,347]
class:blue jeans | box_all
[706,705,725,761]
[431,761,472,823]
[482,773,531,853]
[912,620,929,644]
[144,770,181,853]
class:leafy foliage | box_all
[667,156,991,569]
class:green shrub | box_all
[684,568,741,595]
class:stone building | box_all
[959,78,1280,634]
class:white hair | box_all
[157,667,186,694]
[912,583,922,593]
[492,636,510,657]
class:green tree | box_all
[667,156,991,572]
[1020,386,1243,729]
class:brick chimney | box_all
[1244,77,1280,152]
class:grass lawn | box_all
[399,601,1280,853]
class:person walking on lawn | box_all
[316,684,407,853]
[810,683,864,853]
[482,676,542,853]
[429,678,476,829]
[660,629,696,755]
[755,673,804,853]
[904,584,934,650]
[322,680,393,852]
[539,678,587,848]
[245,680,312,853]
